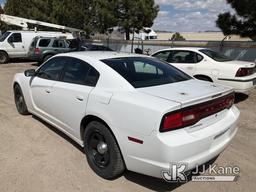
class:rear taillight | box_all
[235,68,254,77]
[34,48,40,54]
[160,93,235,132]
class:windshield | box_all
[0,32,11,42]
[101,57,192,88]
[200,49,232,62]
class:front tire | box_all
[14,84,30,115]
[0,51,9,64]
[84,121,125,180]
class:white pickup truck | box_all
[0,30,73,63]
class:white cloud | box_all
[153,10,222,32]
[153,0,233,31]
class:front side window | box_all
[199,49,232,62]
[152,51,170,61]
[168,50,197,63]
[8,33,22,43]
[36,57,65,81]
[62,58,99,86]
[0,32,11,42]
[101,57,191,88]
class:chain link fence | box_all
[87,39,256,62]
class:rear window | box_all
[200,49,232,62]
[38,39,51,47]
[101,57,192,88]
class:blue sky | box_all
[0,0,233,32]
[152,0,233,32]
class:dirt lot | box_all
[0,62,255,192]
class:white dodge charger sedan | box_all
[152,48,256,93]
[13,52,239,179]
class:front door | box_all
[30,57,66,120]
[7,33,26,57]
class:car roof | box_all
[57,51,148,60]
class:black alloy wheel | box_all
[14,84,29,115]
[84,121,125,180]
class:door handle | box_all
[45,89,51,94]
[186,67,193,70]
[76,96,84,101]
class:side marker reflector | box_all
[128,136,143,144]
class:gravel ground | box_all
[0,62,255,192]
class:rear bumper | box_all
[218,77,256,93]
[27,54,42,62]
[124,105,240,178]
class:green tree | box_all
[3,0,159,39]
[216,0,256,41]
[170,32,186,41]
[0,4,7,32]
[115,0,159,40]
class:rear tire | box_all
[84,121,125,180]
[0,51,9,64]
[14,84,30,115]
[43,54,53,63]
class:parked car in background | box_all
[13,52,239,179]
[80,44,113,51]
[28,36,71,63]
[152,48,256,93]
[0,30,73,64]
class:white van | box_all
[0,30,74,63]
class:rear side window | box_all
[52,40,66,48]
[102,57,191,88]
[38,39,51,47]
[196,54,204,62]
[62,58,99,86]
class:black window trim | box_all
[36,56,100,87]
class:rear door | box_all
[167,50,202,75]
[49,57,100,136]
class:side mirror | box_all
[24,69,36,77]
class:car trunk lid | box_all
[138,79,233,108]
